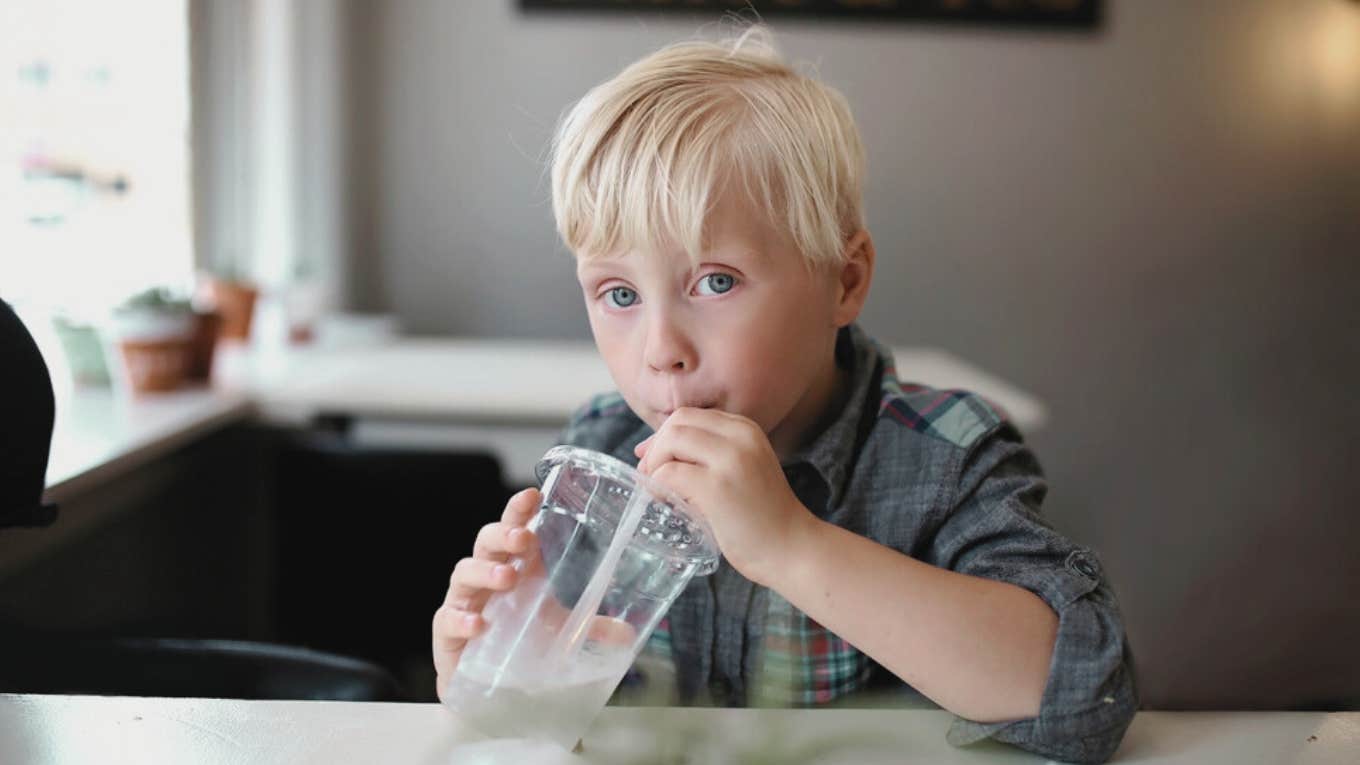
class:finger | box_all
[445,586,496,616]
[472,522,535,562]
[633,433,656,458]
[638,422,726,474]
[500,487,541,525]
[433,604,484,647]
[446,557,517,604]
[649,461,704,506]
[668,406,759,444]
[432,605,481,676]
[516,536,547,579]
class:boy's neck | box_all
[768,346,852,463]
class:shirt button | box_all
[1067,550,1100,580]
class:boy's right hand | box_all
[432,487,541,700]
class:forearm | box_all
[762,513,1058,723]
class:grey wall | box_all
[346,0,1360,709]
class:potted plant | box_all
[51,312,112,387]
[201,261,259,342]
[109,287,195,393]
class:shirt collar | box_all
[782,323,885,514]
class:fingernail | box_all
[462,614,478,628]
[495,564,513,578]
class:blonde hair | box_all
[550,26,866,268]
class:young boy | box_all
[433,27,1136,763]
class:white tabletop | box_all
[221,337,1049,430]
[42,338,1047,500]
[1,695,1356,764]
[43,387,254,504]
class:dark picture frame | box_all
[519,1,1104,31]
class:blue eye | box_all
[695,273,737,296]
[605,286,638,308]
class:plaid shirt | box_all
[557,324,1137,764]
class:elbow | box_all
[1025,619,1139,763]
[954,595,1139,763]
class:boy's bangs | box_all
[550,31,865,270]
[563,98,749,267]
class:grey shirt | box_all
[558,324,1137,764]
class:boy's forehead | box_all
[573,237,770,275]
[577,167,801,263]
[574,246,696,277]
[573,201,782,272]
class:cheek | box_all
[587,301,637,347]
[735,377,794,435]
[739,283,833,347]
[714,288,835,422]
[591,319,633,373]
[711,343,792,419]
[589,312,653,418]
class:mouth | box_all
[658,402,718,418]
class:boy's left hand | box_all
[634,407,813,587]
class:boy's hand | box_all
[432,487,541,700]
[634,407,814,587]
[431,487,639,702]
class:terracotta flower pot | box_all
[117,336,192,393]
[208,280,259,341]
[109,308,194,395]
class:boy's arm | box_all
[910,430,1137,763]
[777,431,1135,763]
[639,408,1136,765]
[773,513,1058,722]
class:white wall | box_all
[341,0,1360,709]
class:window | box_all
[0,0,193,315]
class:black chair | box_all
[0,299,57,531]
[0,631,402,701]
[0,299,403,702]
[274,427,513,699]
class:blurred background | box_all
[1,0,1357,709]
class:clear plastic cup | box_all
[442,445,721,749]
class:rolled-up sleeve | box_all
[925,426,1138,764]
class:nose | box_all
[642,310,697,373]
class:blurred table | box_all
[219,337,1047,429]
[216,337,1048,485]
[42,388,253,504]
[42,337,1048,497]
[2,694,1356,764]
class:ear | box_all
[831,230,875,327]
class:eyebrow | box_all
[575,243,760,288]
[575,259,629,280]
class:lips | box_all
[658,402,718,417]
